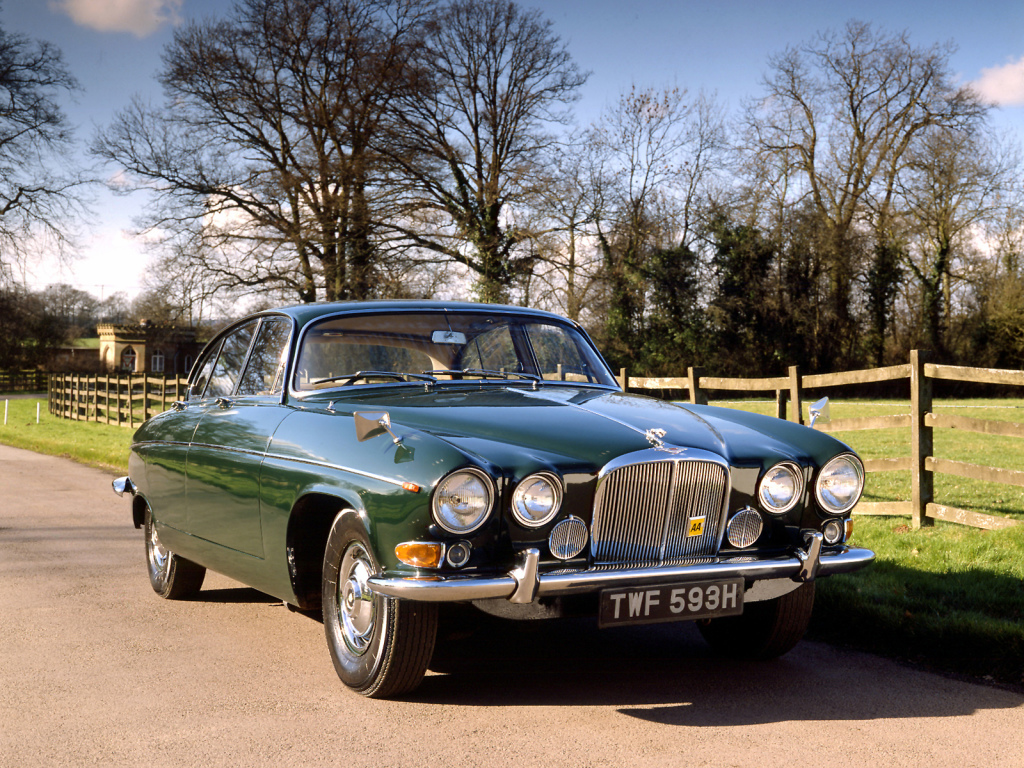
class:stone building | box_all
[97,321,201,375]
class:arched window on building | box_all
[121,346,137,372]
[152,349,165,373]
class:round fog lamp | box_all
[445,541,472,568]
[822,519,844,545]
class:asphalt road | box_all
[2,443,1022,768]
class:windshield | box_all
[292,311,617,391]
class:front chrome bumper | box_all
[367,536,875,604]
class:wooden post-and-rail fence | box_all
[619,350,1024,532]
[48,373,189,429]
[45,351,1023,531]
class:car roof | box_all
[259,299,578,329]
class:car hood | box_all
[321,385,842,470]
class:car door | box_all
[185,317,293,558]
[134,338,224,533]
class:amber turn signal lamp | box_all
[845,518,854,542]
[395,541,444,568]
[402,482,420,493]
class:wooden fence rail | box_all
[48,373,189,428]
[618,350,1022,531]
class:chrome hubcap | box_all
[337,543,376,656]
[148,520,170,577]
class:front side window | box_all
[237,318,292,396]
[293,311,615,391]
[189,341,221,401]
[205,321,258,398]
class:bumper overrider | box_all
[368,533,875,605]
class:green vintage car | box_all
[113,300,873,698]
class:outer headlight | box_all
[758,462,804,514]
[815,454,865,515]
[432,469,494,534]
[511,472,562,528]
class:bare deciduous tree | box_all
[0,20,88,283]
[745,20,984,364]
[388,0,587,303]
[587,86,725,364]
[898,126,1016,355]
[93,0,430,303]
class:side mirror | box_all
[808,397,830,428]
[354,411,402,445]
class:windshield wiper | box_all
[422,368,541,383]
[311,371,437,387]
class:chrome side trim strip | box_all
[262,452,412,489]
[131,440,412,490]
[366,546,875,603]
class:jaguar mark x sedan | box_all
[113,300,873,698]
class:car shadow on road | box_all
[418,611,1024,723]
[188,586,282,604]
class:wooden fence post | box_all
[619,368,627,392]
[911,349,934,528]
[788,365,803,424]
[687,367,707,405]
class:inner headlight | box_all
[815,454,865,515]
[432,469,494,534]
[758,462,803,514]
[511,473,562,528]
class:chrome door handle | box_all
[216,397,234,409]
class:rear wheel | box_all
[322,510,437,698]
[697,581,815,659]
[144,506,206,599]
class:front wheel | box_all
[697,581,815,659]
[144,506,206,599]
[322,511,437,698]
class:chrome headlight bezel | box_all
[511,472,563,528]
[758,461,804,515]
[815,454,865,515]
[431,468,495,535]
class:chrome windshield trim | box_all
[366,546,875,602]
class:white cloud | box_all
[51,0,183,38]
[973,56,1024,107]
[22,227,150,299]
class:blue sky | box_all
[6,0,1024,299]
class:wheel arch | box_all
[132,493,150,529]
[286,492,370,611]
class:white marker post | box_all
[3,399,7,426]
[37,403,40,424]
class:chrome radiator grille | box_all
[590,459,729,564]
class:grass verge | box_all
[0,397,132,473]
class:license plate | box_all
[598,578,744,628]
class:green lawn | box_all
[0,397,132,473]
[2,394,1023,688]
